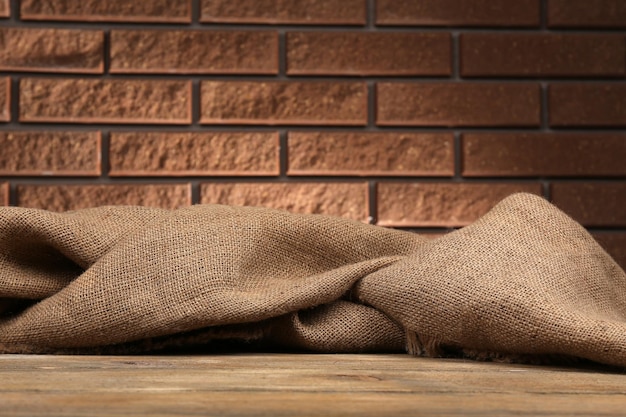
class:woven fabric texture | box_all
[1,193,625,367]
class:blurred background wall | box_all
[0,0,624,268]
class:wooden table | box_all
[1,354,625,416]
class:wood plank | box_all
[1,354,625,416]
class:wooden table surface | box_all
[1,353,625,416]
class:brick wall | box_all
[0,0,625,268]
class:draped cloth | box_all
[1,193,625,367]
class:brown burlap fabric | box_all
[1,193,625,367]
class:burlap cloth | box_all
[1,193,625,367]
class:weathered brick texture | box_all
[201,0,365,25]
[109,132,279,176]
[0,0,8,18]
[201,82,367,125]
[0,131,100,176]
[463,134,626,177]
[287,33,451,76]
[200,182,369,221]
[376,0,540,27]
[21,0,191,22]
[0,28,104,73]
[0,77,8,122]
[288,132,454,176]
[110,30,278,74]
[0,183,7,205]
[549,84,626,127]
[551,183,626,227]
[17,184,192,211]
[377,183,542,227]
[548,0,626,28]
[377,83,540,127]
[20,78,192,124]
[0,0,623,265]
[461,34,625,78]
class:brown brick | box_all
[287,32,451,76]
[0,0,9,18]
[592,233,626,271]
[0,77,8,122]
[201,0,365,25]
[377,182,542,227]
[461,34,625,78]
[288,132,454,176]
[551,183,626,227]
[377,83,540,127]
[21,0,191,22]
[201,81,367,126]
[463,133,626,177]
[17,184,191,212]
[0,28,103,73]
[109,132,279,177]
[0,131,100,176]
[376,0,540,27]
[0,183,7,205]
[20,78,191,124]
[200,182,368,221]
[110,30,278,75]
[549,84,626,127]
[548,0,626,28]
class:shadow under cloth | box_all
[1,193,625,367]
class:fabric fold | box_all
[1,193,625,367]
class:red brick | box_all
[201,81,367,126]
[548,0,626,28]
[110,30,278,75]
[0,183,7,205]
[287,32,451,76]
[0,131,100,176]
[21,0,191,23]
[377,83,540,127]
[200,182,368,221]
[377,182,542,227]
[549,84,626,127]
[461,34,625,78]
[201,0,365,25]
[20,78,191,124]
[288,132,454,176]
[0,0,9,18]
[376,0,540,27]
[551,183,626,227]
[109,132,279,176]
[592,233,626,271]
[17,184,191,212]
[463,133,626,177]
[0,28,103,73]
[0,77,8,122]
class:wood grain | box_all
[1,354,625,416]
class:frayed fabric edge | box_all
[405,329,587,366]
[405,330,443,357]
